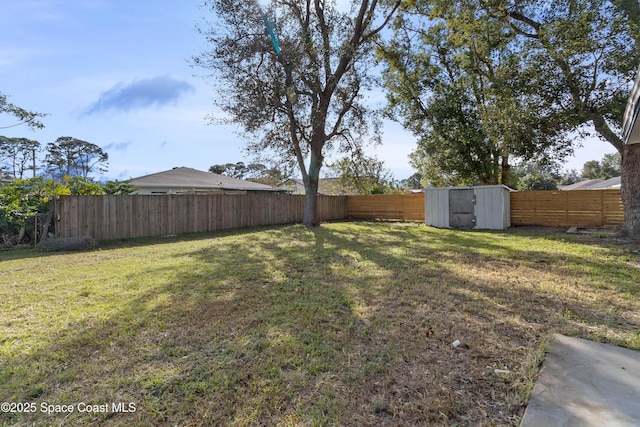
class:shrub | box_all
[0,177,65,246]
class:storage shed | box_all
[425,185,512,230]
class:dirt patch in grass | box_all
[1,223,639,426]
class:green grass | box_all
[1,222,639,426]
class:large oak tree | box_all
[194,0,400,226]
[382,0,640,236]
[381,10,572,186]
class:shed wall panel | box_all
[426,186,511,230]
[474,187,511,229]
[425,188,449,228]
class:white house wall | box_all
[133,187,173,195]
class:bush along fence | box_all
[54,189,625,241]
[0,178,59,247]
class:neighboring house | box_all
[281,178,359,195]
[560,177,621,190]
[623,64,640,145]
[128,167,284,195]
[587,177,621,190]
[559,179,603,191]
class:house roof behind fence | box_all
[559,177,620,190]
[128,167,281,192]
[560,179,604,191]
[586,176,621,190]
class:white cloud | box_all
[84,76,195,115]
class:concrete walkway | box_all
[520,333,640,426]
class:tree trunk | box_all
[621,143,640,239]
[302,148,323,227]
[39,209,55,244]
[303,182,319,227]
[500,156,510,185]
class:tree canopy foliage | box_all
[208,161,286,186]
[194,0,400,225]
[581,153,622,179]
[381,0,637,180]
[45,137,109,178]
[511,161,562,190]
[327,151,395,194]
[0,92,46,130]
[380,0,640,236]
[0,136,40,179]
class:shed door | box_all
[449,189,475,228]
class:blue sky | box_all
[0,0,618,182]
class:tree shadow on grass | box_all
[313,224,640,417]
[1,222,638,427]
[2,225,372,426]
[0,225,281,262]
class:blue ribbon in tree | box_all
[262,12,281,56]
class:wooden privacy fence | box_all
[510,189,624,227]
[346,193,425,221]
[345,190,624,227]
[57,193,347,240]
[56,190,625,241]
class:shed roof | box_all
[424,184,514,191]
[129,167,281,192]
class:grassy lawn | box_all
[1,222,639,426]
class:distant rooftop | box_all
[129,167,282,193]
[560,177,620,190]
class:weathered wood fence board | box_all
[510,190,623,227]
[346,193,424,221]
[57,194,346,240]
